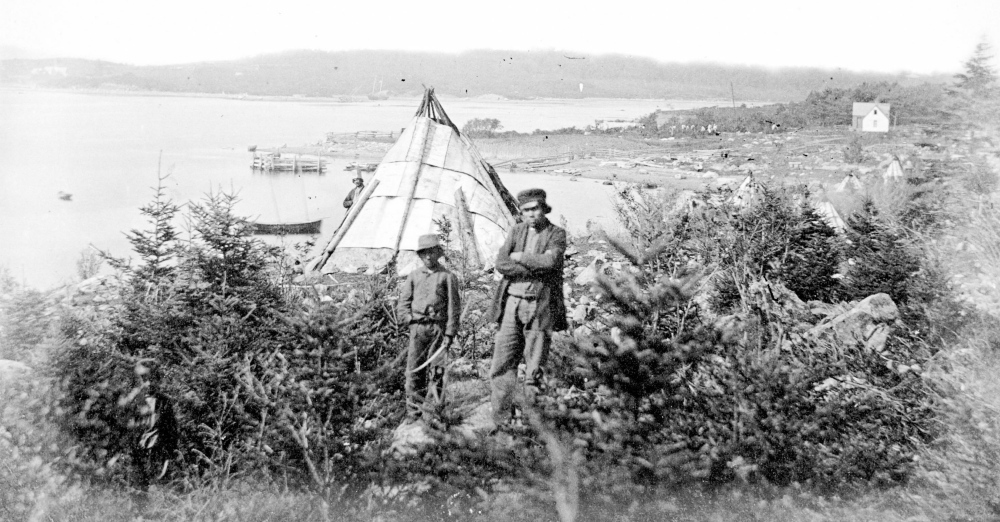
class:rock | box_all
[390,419,435,455]
[571,304,589,323]
[574,324,599,340]
[0,359,31,381]
[808,293,899,351]
[575,259,603,286]
[807,300,851,321]
[585,250,608,261]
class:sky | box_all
[2,0,999,75]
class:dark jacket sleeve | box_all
[445,273,461,336]
[397,273,414,326]
[495,225,531,278]
[518,226,567,272]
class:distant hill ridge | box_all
[0,49,951,102]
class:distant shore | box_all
[0,84,765,108]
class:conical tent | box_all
[834,172,863,192]
[730,173,763,208]
[811,199,846,232]
[883,157,904,183]
[309,88,519,276]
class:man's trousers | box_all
[489,295,551,425]
[406,322,446,417]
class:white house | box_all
[852,102,890,133]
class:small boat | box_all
[250,220,322,235]
[367,78,389,100]
[344,162,378,173]
[58,191,73,201]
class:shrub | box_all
[51,182,404,502]
[461,118,503,138]
[523,179,937,504]
[842,136,868,164]
[0,286,49,361]
[76,249,103,281]
[533,270,933,500]
[679,184,842,310]
[840,199,920,305]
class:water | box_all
[0,89,710,289]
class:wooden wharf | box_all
[250,151,327,173]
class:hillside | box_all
[0,49,952,101]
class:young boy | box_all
[397,234,461,419]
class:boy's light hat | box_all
[416,234,441,251]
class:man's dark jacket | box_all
[490,219,568,332]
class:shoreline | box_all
[0,84,773,108]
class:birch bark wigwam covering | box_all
[309,88,519,276]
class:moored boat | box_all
[250,220,322,235]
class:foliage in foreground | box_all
[4,126,998,520]
[531,195,935,500]
[49,184,406,506]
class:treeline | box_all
[459,82,952,138]
[639,81,950,134]
[0,49,949,101]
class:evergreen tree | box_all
[777,203,841,302]
[840,200,920,303]
[955,39,998,97]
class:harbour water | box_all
[0,89,717,288]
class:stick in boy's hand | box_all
[396,234,461,420]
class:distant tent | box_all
[811,199,847,233]
[730,173,764,208]
[834,172,864,192]
[883,157,904,183]
[308,88,519,276]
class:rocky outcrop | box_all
[807,293,899,352]
[389,420,436,456]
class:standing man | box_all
[343,173,365,209]
[397,234,461,419]
[489,188,568,428]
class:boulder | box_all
[574,259,603,286]
[390,419,435,456]
[807,293,899,351]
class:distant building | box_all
[852,102,890,133]
[596,119,638,131]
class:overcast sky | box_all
[3,0,998,74]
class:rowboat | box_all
[250,220,322,235]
